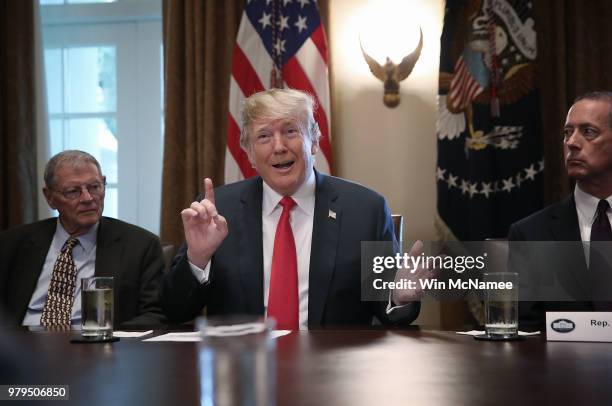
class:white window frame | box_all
[40,0,163,234]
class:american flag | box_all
[448,55,484,111]
[225,0,333,183]
[448,46,489,111]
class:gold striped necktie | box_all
[41,237,79,327]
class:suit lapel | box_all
[13,219,57,322]
[550,196,582,241]
[238,178,265,314]
[95,218,121,278]
[308,171,340,327]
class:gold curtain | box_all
[535,1,612,204]
[160,0,245,245]
[0,0,38,230]
[160,0,330,245]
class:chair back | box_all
[391,214,403,247]
[161,243,177,273]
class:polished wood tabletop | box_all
[3,328,612,405]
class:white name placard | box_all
[546,312,612,342]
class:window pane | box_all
[104,187,118,219]
[45,49,63,114]
[68,0,116,3]
[49,119,64,156]
[65,47,116,113]
[160,43,165,147]
[65,117,118,183]
[40,0,64,5]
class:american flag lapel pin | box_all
[328,209,336,220]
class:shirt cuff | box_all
[385,298,418,323]
[386,298,412,315]
[189,260,212,284]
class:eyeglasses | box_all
[51,181,106,200]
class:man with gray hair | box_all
[0,150,165,328]
[161,88,420,329]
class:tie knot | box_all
[280,196,296,211]
[597,199,610,215]
[62,237,79,252]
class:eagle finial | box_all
[361,27,423,108]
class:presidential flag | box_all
[225,0,332,183]
[436,0,544,240]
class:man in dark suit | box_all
[160,88,420,329]
[509,91,612,329]
[0,150,165,328]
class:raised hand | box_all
[180,178,229,269]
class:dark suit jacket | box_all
[160,171,420,328]
[508,195,611,329]
[0,217,166,328]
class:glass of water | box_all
[484,272,519,338]
[81,276,114,339]
[197,315,276,406]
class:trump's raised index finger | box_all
[204,178,215,204]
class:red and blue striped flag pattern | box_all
[225,0,332,182]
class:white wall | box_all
[329,0,445,326]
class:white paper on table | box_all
[144,332,201,342]
[270,330,292,339]
[143,330,292,342]
[456,330,541,336]
[113,330,153,338]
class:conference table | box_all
[4,328,612,405]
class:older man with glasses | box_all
[0,150,165,328]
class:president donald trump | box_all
[161,88,419,329]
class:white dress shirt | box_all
[574,185,612,264]
[190,171,315,330]
[22,220,98,326]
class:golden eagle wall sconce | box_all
[360,27,423,108]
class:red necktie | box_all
[268,196,298,330]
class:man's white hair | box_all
[240,88,321,149]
